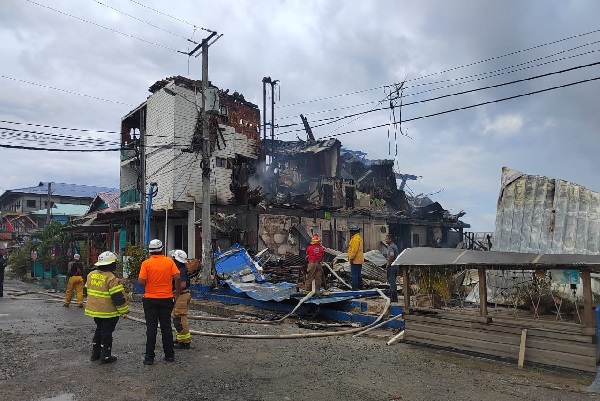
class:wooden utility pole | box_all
[200,32,217,286]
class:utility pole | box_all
[269,79,279,157]
[185,31,218,286]
[46,182,52,225]
[261,77,270,163]
[139,111,146,246]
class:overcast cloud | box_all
[1,0,599,232]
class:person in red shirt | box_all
[305,235,325,291]
[138,239,181,365]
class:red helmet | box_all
[311,235,320,244]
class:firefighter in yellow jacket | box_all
[84,251,129,364]
[347,225,364,290]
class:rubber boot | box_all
[100,340,117,364]
[173,342,190,350]
[90,341,101,361]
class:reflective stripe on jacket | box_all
[85,270,129,318]
[347,233,364,264]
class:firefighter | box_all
[305,235,325,292]
[63,254,84,307]
[170,249,192,349]
[84,251,129,364]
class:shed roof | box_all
[392,247,600,269]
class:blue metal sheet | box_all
[214,244,267,282]
[226,280,296,302]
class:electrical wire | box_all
[275,60,600,137]
[0,120,120,134]
[89,0,198,43]
[275,28,600,109]
[25,0,180,53]
[0,144,120,152]
[0,75,134,106]
[319,74,600,140]
[276,46,600,124]
[127,0,213,32]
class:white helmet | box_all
[171,249,188,264]
[148,239,163,252]
[74,254,81,260]
[95,251,117,266]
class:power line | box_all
[89,0,198,44]
[276,28,600,109]
[127,0,213,32]
[25,0,180,53]
[0,143,120,152]
[319,75,600,140]
[276,46,600,122]
[0,120,120,134]
[276,60,600,136]
[0,75,134,106]
[0,127,120,146]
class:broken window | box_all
[412,233,420,247]
[220,105,228,116]
[321,230,332,248]
[216,157,232,169]
[345,186,355,208]
[322,184,333,206]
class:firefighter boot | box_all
[100,340,117,364]
[173,342,190,350]
[90,341,101,361]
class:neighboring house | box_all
[0,182,118,234]
[30,204,90,226]
[97,75,469,259]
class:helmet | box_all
[95,251,117,266]
[148,239,163,252]
[171,249,188,264]
[349,224,360,232]
[73,254,80,260]
[311,235,320,244]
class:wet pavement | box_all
[1,276,599,401]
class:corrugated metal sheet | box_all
[31,204,89,216]
[494,167,600,254]
[9,182,117,198]
[391,247,600,268]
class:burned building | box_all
[94,75,469,262]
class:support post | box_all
[46,182,52,225]
[262,77,269,163]
[478,266,490,323]
[402,265,410,311]
[581,269,596,335]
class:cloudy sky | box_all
[1,0,599,232]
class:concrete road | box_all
[1,276,599,401]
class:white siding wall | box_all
[141,84,258,210]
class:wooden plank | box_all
[402,266,410,310]
[407,319,596,357]
[407,328,520,358]
[407,330,597,373]
[408,322,520,346]
[518,329,527,368]
[406,314,595,343]
[478,266,488,320]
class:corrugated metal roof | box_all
[31,204,89,216]
[392,247,600,268]
[493,167,600,254]
[9,182,118,198]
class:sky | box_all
[1,0,599,232]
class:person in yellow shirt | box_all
[63,254,84,307]
[347,225,364,290]
[84,251,129,364]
